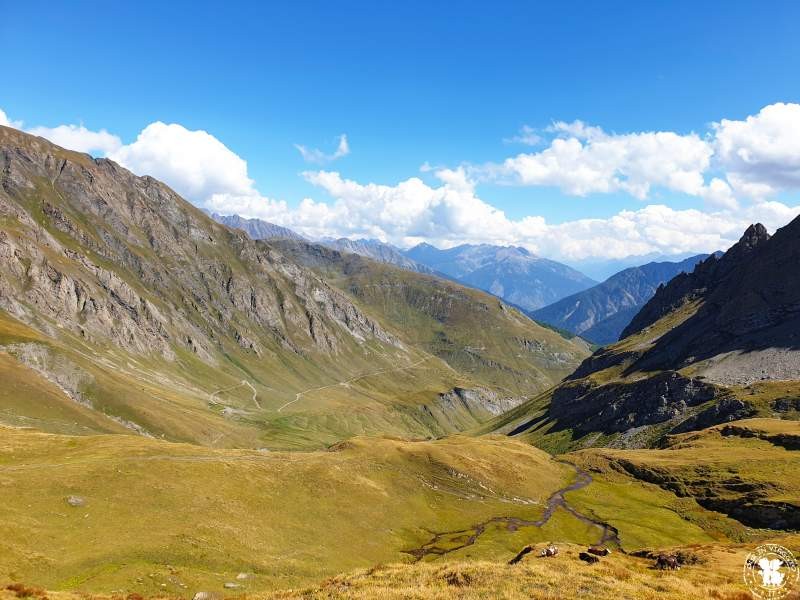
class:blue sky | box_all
[3,0,800,266]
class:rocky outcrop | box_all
[548,371,726,437]
[611,458,800,530]
[436,387,525,417]
[0,125,400,362]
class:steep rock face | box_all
[621,225,769,340]
[548,371,726,436]
[494,219,800,450]
[619,221,800,385]
[532,254,710,345]
[0,127,398,360]
[437,387,525,417]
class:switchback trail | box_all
[403,462,620,561]
[277,356,433,413]
[209,380,262,409]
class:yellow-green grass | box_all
[271,241,591,398]
[0,308,508,450]
[0,352,128,435]
[569,419,800,533]
[0,427,587,595]
[15,537,798,599]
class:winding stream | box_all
[403,462,620,560]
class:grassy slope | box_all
[270,241,591,397]
[2,127,503,449]
[1,178,588,450]
[4,420,798,596]
[6,538,800,600]
[271,538,800,600]
[0,427,579,594]
[567,419,800,547]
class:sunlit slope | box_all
[569,418,800,533]
[3,420,796,596]
[0,427,577,593]
[264,538,800,600]
[272,240,591,397]
[0,126,589,448]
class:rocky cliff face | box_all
[619,221,800,386]
[0,127,398,361]
[495,219,800,449]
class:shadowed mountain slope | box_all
[532,254,711,345]
[486,219,800,451]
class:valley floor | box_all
[1,419,799,599]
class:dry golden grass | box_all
[6,540,800,599]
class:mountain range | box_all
[209,212,306,241]
[532,254,713,345]
[207,215,601,312]
[2,125,799,599]
[318,237,435,273]
[404,242,597,311]
[0,125,589,449]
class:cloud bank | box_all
[3,103,800,262]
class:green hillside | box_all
[0,126,589,449]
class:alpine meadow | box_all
[2,3,800,600]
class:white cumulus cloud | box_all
[6,102,800,262]
[485,122,730,206]
[713,102,800,200]
[26,124,122,155]
[108,122,255,203]
[209,167,798,261]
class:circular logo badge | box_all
[744,544,799,600]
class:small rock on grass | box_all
[66,495,86,507]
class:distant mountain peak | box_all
[532,254,711,345]
[209,213,305,241]
[404,242,594,311]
